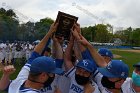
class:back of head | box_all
[98,48,113,59]
[30,56,63,75]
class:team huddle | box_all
[0,22,140,93]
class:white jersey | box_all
[93,70,126,93]
[56,75,71,93]
[65,67,100,93]
[25,49,31,61]
[122,77,140,93]
[11,45,16,58]
[8,63,59,93]
[8,50,63,93]
[8,64,42,93]
[0,50,4,62]
[56,64,71,93]
[93,70,113,93]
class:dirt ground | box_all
[119,49,140,53]
[113,54,122,58]
[113,49,140,58]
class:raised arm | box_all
[34,23,58,54]
[73,40,82,60]
[52,36,64,68]
[72,23,87,52]
[72,25,107,67]
[84,82,95,93]
[0,65,15,91]
[52,36,63,59]
[72,25,94,61]
[78,34,107,67]
[64,36,74,71]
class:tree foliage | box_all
[0,7,140,46]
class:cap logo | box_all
[53,60,55,63]
[106,52,109,55]
[121,72,125,76]
[83,60,88,66]
[106,62,112,70]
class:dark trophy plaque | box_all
[55,11,78,40]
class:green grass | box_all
[0,49,140,93]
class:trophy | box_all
[55,11,78,41]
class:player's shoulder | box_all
[121,77,132,90]
[123,77,132,85]
[19,83,41,93]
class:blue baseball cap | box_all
[98,60,129,78]
[98,48,113,59]
[30,56,64,75]
[76,59,96,73]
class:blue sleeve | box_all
[82,49,94,62]
[27,51,41,65]
[81,49,98,70]
[55,59,63,68]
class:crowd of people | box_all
[0,22,140,93]
[0,41,37,65]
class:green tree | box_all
[0,8,18,41]
[34,17,54,40]
[132,28,140,46]
[94,24,111,43]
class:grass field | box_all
[0,49,140,93]
[111,49,140,75]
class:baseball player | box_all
[72,25,129,93]
[94,60,129,93]
[64,34,100,93]
[122,62,140,93]
[0,22,64,93]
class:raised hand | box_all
[48,22,59,35]
[74,23,81,33]
[84,82,95,93]
[54,86,62,93]
[2,65,16,76]
[78,34,90,47]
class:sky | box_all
[0,0,140,29]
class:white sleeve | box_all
[92,70,104,91]
[15,63,30,80]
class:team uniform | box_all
[0,48,4,63]
[81,49,126,93]
[7,51,62,93]
[56,67,71,93]
[121,77,139,93]
[5,44,12,63]
[25,46,32,61]
[56,75,71,93]
[14,44,22,59]
[93,70,113,93]
[11,44,16,60]
[65,67,100,93]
